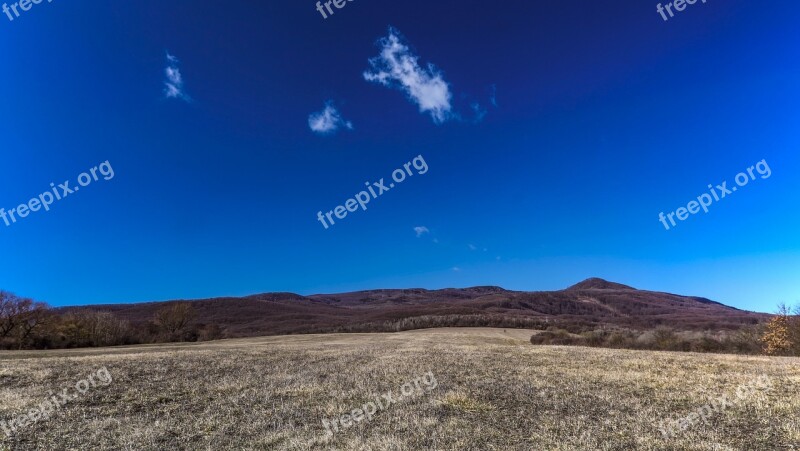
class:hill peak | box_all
[566,278,635,291]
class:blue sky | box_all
[0,0,798,312]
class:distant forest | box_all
[2,289,798,356]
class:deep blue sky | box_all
[0,0,798,312]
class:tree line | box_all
[529,302,800,356]
[0,291,219,350]
[2,289,799,355]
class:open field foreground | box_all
[0,328,798,450]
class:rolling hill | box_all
[64,278,766,338]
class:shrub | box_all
[531,325,766,355]
[530,329,586,346]
[761,304,793,356]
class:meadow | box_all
[0,328,798,450]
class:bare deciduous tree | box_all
[153,303,196,340]
[0,291,22,338]
[0,291,50,349]
[16,302,50,346]
[58,310,132,347]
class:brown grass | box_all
[0,328,798,450]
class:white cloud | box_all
[308,102,353,135]
[364,28,453,124]
[414,226,430,238]
[164,52,190,102]
[451,267,461,272]
[468,244,477,251]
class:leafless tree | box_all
[0,291,21,338]
[0,291,50,348]
[154,303,196,339]
[16,302,50,348]
[62,310,131,347]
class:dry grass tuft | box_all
[440,392,495,413]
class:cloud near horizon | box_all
[364,28,453,124]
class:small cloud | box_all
[489,84,497,107]
[468,244,477,251]
[364,27,453,124]
[163,52,190,102]
[432,238,439,244]
[451,267,461,272]
[471,103,487,123]
[414,226,430,238]
[308,102,353,135]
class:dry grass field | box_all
[0,328,798,450]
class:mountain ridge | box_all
[61,278,766,338]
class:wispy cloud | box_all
[468,244,477,251]
[364,27,453,124]
[471,103,487,123]
[163,52,190,102]
[451,267,461,272]
[414,226,430,238]
[308,102,353,135]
